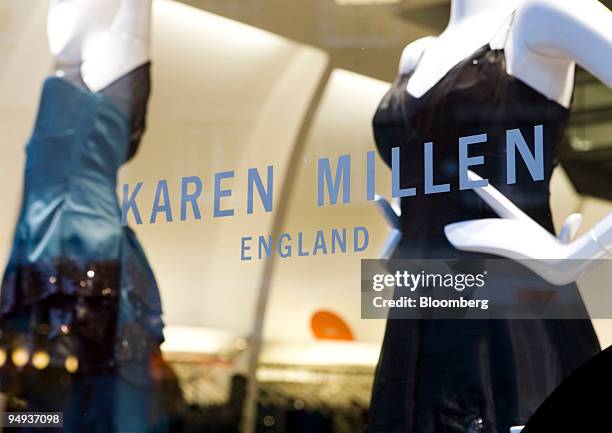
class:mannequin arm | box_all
[444,171,612,285]
[514,0,612,88]
[373,195,402,260]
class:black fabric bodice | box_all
[57,62,151,160]
[373,44,569,255]
[367,43,600,433]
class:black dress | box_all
[367,31,600,433]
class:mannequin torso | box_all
[48,0,152,92]
[402,0,520,97]
[402,0,612,108]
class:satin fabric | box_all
[0,70,165,432]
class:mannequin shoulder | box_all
[513,0,610,57]
[398,36,437,75]
[515,0,596,21]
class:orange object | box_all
[311,310,354,341]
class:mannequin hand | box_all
[558,213,583,244]
[374,194,401,229]
[444,171,612,285]
[374,195,402,260]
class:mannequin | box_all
[369,0,611,432]
[378,0,612,280]
[379,0,612,270]
[402,0,521,96]
[0,1,164,432]
[436,0,612,283]
[445,171,612,285]
[402,0,612,106]
[48,0,151,91]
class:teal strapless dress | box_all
[0,65,164,400]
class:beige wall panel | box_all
[264,69,391,345]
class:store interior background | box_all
[0,0,611,430]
